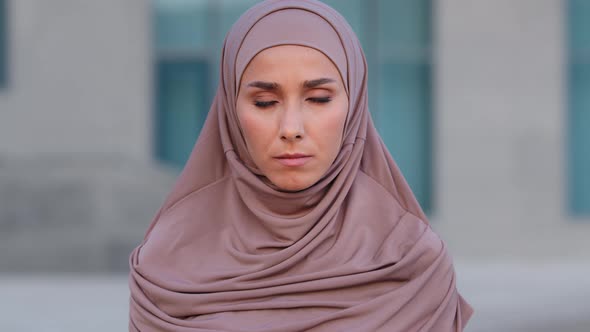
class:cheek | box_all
[237,109,273,157]
[317,102,348,156]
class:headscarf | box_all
[128,1,473,331]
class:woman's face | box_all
[236,45,348,191]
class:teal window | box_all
[568,0,590,215]
[0,0,6,88]
[153,0,432,213]
[153,0,258,167]
[155,59,209,166]
[326,0,432,213]
[154,0,213,167]
[376,0,432,214]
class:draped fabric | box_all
[129,1,473,331]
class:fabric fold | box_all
[129,0,473,331]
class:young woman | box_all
[129,1,473,331]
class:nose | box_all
[279,103,304,142]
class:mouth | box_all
[274,153,312,167]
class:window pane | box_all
[154,0,217,167]
[156,60,209,167]
[321,0,432,212]
[569,0,590,215]
[376,0,432,213]
[569,0,590,56]
[154,0,211,52]
[378,0,431,59]
[377,62,431,211]
[569,63,590,215]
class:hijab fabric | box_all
[129,1,473,331]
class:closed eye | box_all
[307,97,332,104]
[254,100,278,108]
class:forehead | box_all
[240,45,343,84]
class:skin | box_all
[236,45,349,191]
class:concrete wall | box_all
[0,0,175,273]
[434,0,590,259]
[0,0,151,160]
[0,0,588,272]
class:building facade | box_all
[0,0,588,272]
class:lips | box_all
[274,153,312,167]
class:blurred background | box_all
[0,0,589,331]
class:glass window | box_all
[376,0,432,213]
[155,60,209,166]
[153,0,259,167]
[328,0,432,212]
[153,0,432,213]
[154,0,216,167]
[568,0,590,215]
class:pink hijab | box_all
[129,1,473,331]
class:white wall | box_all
[0,0,176,273]
[0,0,151,161]
[1,0,589,272]
[434,0,590,259]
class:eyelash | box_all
[253,97,332,108]
[254,100,278,108]
[309,97,332,104]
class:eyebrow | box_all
[245,78,337,91]
[247,81,279,91]
[303,78,336,88]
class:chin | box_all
[272,177,315,192]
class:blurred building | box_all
[0,0,588,273]
[0,0,175,272]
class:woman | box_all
[129,0,473,331]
